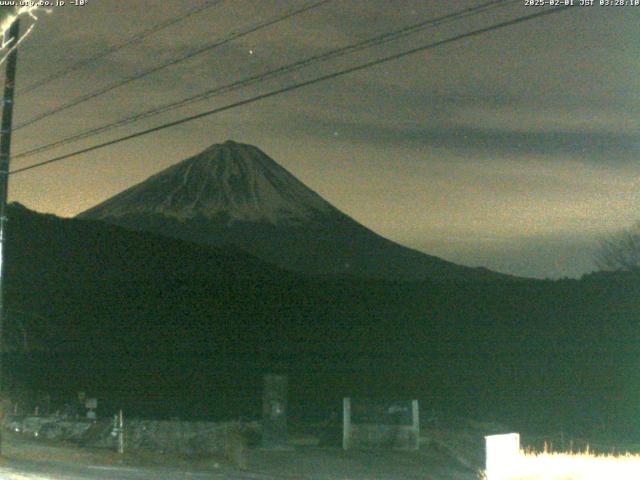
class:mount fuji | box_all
[78,140,505,282]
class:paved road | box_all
[0,458,289,480]
[0,458,479,480]
[0,458,476,480]
[0,441,478,480]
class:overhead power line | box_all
[13,0,334,131]
[10,6,572,176]
[14,0,516,161]
[19,0,223,96]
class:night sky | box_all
[4,0,639,279]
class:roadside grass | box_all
[480,447,640,480]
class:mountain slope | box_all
[78,140,509,282]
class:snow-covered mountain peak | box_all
[78,140,512,282]
[79,141,336,225]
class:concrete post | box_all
[262,374,288,449]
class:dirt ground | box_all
[244,446,479,479]
[0,429,484,480]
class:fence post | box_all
[342,397,351,450]
[117,409,124,454]
[411,399,420,450]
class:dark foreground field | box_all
[4,204,640,450]
[0,426,484,480]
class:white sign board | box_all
[485,433,520,480]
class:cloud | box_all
[9,1,640,278]
[252,104,640,168]
[413,231,603,279]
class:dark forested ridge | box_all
[4,203,639,438]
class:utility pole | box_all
[0,18,20,456]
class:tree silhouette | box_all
[596,221,640,274]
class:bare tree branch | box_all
[596,221,640,274]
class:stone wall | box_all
[4,415,260,456]
[119,419,257,455]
